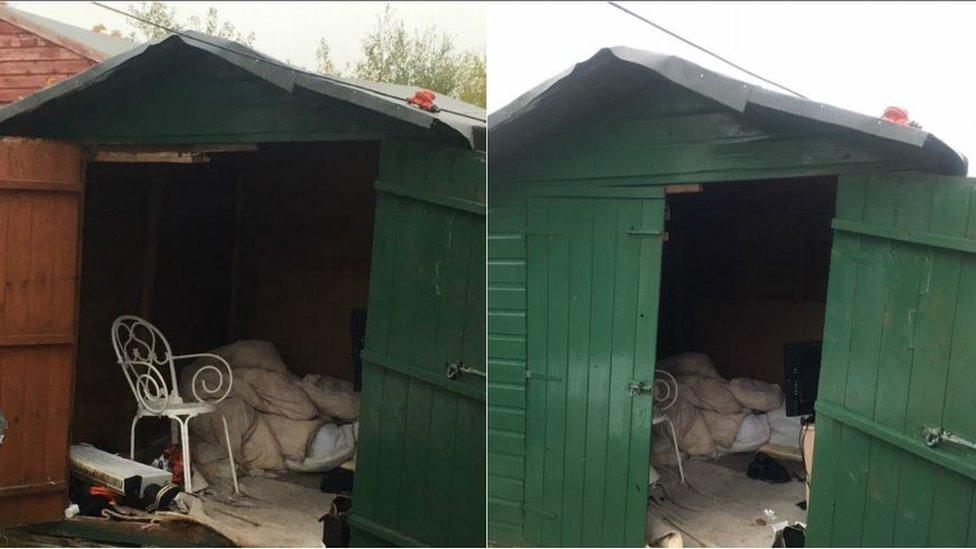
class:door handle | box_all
[922,425,976,451]
[446,362,486,381]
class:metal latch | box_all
[446,362,486,380]
[628,380,654,396]
[627,227,662,237]
[922,425,976,451]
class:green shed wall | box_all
[486,85,936,546]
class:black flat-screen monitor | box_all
[783,341,822,417]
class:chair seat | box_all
[140,400,216,417]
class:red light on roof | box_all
[882,106,910,126]
[407,89,440,112]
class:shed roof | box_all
[0,31,485,149]
[0,4,136,61]
[490,47,966,175]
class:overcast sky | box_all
[488,2,976,174]
[11,1,485,71]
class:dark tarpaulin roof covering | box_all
[0,31,486,149]
[489,46,967,175]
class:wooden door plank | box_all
[602,200,642,547]
[860,180,931,546]
[830,178,898,546]
[623,198,663,547]
[523,196,549,545]
[559,198,593,547]
[540,198,569,546]
[579,199,618,546]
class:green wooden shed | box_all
[0,32,485,547]
[488,47,974,547]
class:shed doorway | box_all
[72,141,375,546]
[647,176,836,547]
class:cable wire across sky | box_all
[606,1,809,99]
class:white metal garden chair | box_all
[651,369,685,484]
[112,315,239,494]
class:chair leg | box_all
[130,414,141,460]
[665,417,685,484]
[177,415,193,494]
[220,414,240,494]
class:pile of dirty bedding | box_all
[178,340,359,488]
[651,353,801,462]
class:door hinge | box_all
[445,362,485,380]
[628,380,654,396]
[526,370,562,381]
[922,425,976,452]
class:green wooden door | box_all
[523,185,664,547]
[808,173,976,546]
[350,140,485,547]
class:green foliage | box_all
[340,5,486,107]
[117,2,484,106]
[456,50,487,108]
[315,38,339,75]
[188,7,256,45]
[125,2,255,45]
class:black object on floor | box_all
[747,452,792,483]
[321,495,352,547]
[68,478,112,517]
[772,524,806,547]
[320,466,355,494]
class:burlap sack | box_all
[262,414,322,462]
[701,409,747,448]
[657,353,722,380]
[676,374,741,415]
[728,377,783,412]
[232,367,318,420]
[663,395,716,456]
[298,374,360,422]
[212,340,290,375]
[189,397,286,473]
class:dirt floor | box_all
[647,453,806,547]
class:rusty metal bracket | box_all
[922,424,976,451]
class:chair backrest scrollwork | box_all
[111,315,181,413]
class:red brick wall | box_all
[0,20,94,104]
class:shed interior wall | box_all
[659,177,836,385]
[72,141,377,451]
